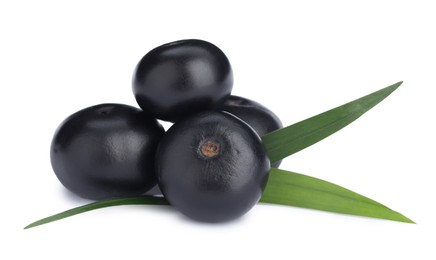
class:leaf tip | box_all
[385,81,403,93]
[392,210,415,224]
[402,216,416,224]
[394,80,403,88]
[23,225,32,230]
[23,222,38,230]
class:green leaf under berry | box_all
[260,168,414,223]
[24,196,169,229]
[262,81,402,163]
[24,168,413,229]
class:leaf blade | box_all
[262,81,402,163]
[25,168,414,228]
[24,196,169,229]
[260,168,414,223]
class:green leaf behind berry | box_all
[262,81,402,163]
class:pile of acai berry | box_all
[51,39,282,222]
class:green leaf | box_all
[25,169,413,228]
[24,196,169,229]
[260,168,414,223]
[262,81,402,163]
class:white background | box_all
[1,1,435,259]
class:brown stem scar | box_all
[200,140,221,158]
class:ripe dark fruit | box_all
[132,39,233,122]
[50,104,165,200]
[156,111,270,222]
[220,95,283,168]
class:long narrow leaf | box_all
[260,168,414,223]
[24,196,169,229]
[262,81,402,163]
[25,168,413,228]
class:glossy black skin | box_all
[50,104,165,200]
[220,95,283,168]
[156,111,270,222]
[132,39,233,122]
